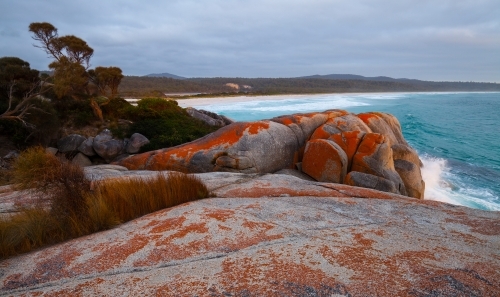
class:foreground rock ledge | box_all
[1,172,499,296]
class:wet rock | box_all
[125,133,150,154]
[57,134,86,153]
[302,139,348,183]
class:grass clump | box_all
[0,147,210,259]
[90,173,209,222]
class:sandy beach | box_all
[175,95,296,108]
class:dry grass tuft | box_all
[0,147,211,259]
[91,173,209,222]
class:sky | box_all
[0,0,499,82]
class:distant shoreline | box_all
[175,91,500,108]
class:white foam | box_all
[421,156,458,205]
[421,155,500,211]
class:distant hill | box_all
[143,73,186,79]
[300,74,422,83]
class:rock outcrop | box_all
[1,168,499,296]
[55,130,150,166]
[117,110,424,198]
[185,107,234,127]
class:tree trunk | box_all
[89,98,103,122]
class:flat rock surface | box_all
[1,194,499,296]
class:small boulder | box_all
[302,139,348,183]
[125,133,150,154]
[78,137,96,157]
[93,131,125,163]
[185,107,228,127]
[45,147,58,156]
[394,159,425,199]
[57,134,86,153]
[94,129,113,144]
[344,171,399,194]
[71,153,92,167]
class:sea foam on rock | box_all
[116,110,425,199]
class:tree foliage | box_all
[29,22,124,121]
[0,57,49,127]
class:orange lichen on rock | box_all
[302,139,348,183]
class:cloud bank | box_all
[1,0,499,82]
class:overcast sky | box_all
[1,0,499,82]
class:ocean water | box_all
[193,92,500,211]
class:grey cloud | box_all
[0,0,499,82]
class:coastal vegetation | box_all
[118,76,500,98]
[0,147,210,259]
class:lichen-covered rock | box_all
[2,186,499,296]
[302,139,348,183]
[351,133,407,195]
[77,137,96,156]
[57,134,86,153]
[310,114,372,140]
[125,133,150,154]
[357,112,407,146]
[115,110,424,198]
[345,171,399,194]
[329,130,366,171]
[119,121,299,173]
[395,159,425,199]
[392,143,423,167]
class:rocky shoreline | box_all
[117,110,425,199]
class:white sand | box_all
[175,94,319,108]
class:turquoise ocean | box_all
[193,92,500,211]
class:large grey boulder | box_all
[119,121,299,173]
[57,134,86,153]
[125,133,150,154]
